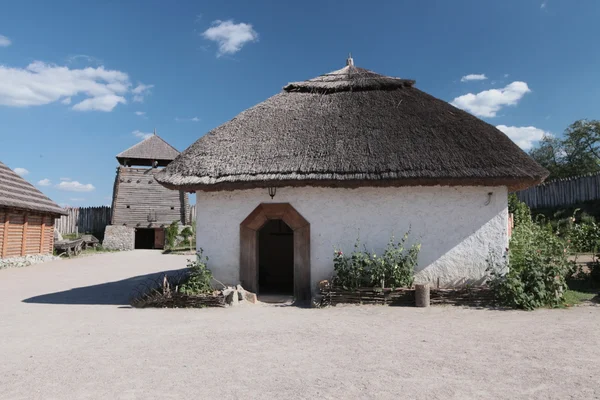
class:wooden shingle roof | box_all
[117,134,180,165]
[0,162,66,216]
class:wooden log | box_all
[415,283,430,307]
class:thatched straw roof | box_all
[117,133,179,167]
[157,59,548,192]
[0,162,67,216]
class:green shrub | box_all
[568,221,600,253]
[333,240,372,290]
[180,226,194,249]
[165,220,179,249]
[488,198,571,310]
[509,193,532,227]
[333,232,420,290]
[371,233,419,288]
[179,249,213,295]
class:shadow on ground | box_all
[22,269,186,305]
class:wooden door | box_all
[154,228,165,249]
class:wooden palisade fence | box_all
[515,172,600,209]
[188,205,196,224]
[54,206,112,238]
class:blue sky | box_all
[0,0,599,206]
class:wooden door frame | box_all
[240,203,310,302]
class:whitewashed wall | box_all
[196,186,508,291]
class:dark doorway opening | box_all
[258,219,294,295]
[135,228,155,249]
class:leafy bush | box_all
[333,232,420,290]
[568,220,600,253]
[509,193,532,227]
[179,249,213,295]
[179,226,195,249]
[165,220,179,249]
[488,198,572,310]
[371,233,419,288]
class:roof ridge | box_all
[0,161,66,215]
[284,64,415,94]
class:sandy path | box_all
[0,251,599,399]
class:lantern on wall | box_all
[268,187,276,199]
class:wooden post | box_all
[415,283,430,307]
[21,213,28,256]
[1,214,9,258]
[40,217,46,253]
[21,213,27,256]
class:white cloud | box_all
[0,61,131,111]
[66,54,102,66]
[132,83,153,102]
[175,116,200,122]
[13,167,29,176]
[0,35,11,47]
[132,130,153,139]
[460,74,487,82]
[60,177,72,181]
[72,94,126,111]
[202,20,258,57]
[541,1,547,9]
[135,111,146,116]
[496,125,549,150]
[504,74,509,78]
[37,178,51,186]
[450,81,531,118]
[56,181,95,192]
[61,97,71,104]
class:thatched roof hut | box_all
[156,59,548,192]
[0,161,65,258]
[155,58,549,300]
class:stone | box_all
[236,284,244,301]
[224,289,239,306]
[0,254,60,270]
[102,225,135,251]
[243,291,257,304]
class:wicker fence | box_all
[54,206,112,237]
[515,172,600,209]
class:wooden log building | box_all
[105,132,189,250]
[0,161,67,258]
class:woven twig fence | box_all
[320,286,495,307]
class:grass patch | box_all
[162,247,196,255]
[563,290,598,306]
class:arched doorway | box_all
[240,203,310,302]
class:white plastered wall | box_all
[196,186,508,291]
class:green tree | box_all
[529,119,600,180]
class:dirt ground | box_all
[0,251,599,400]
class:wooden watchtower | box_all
[108,132,189,249]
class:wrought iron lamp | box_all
[268,187,276,199]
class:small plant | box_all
[332,232,420,290]
[179,248,213,295]
[371,232,420,289]
[333,239,372,290]
[165,220,179,249]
